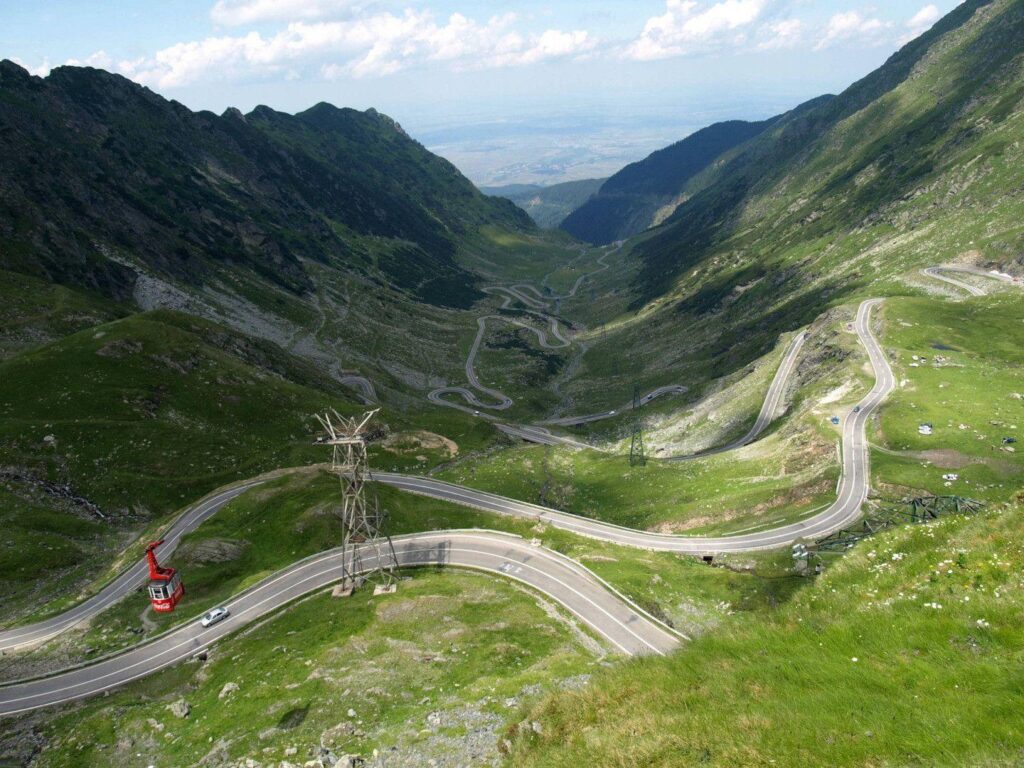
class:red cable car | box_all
[145,540,184,612]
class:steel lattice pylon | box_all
[629,385,646,467]
[314,408,398,594]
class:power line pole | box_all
[629,385,646,467]
[314,407,398,595]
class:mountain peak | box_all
[0,59,31,79]
[365,106,407,137]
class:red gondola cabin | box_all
[145,540,184,612]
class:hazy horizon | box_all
[3,0,964,185]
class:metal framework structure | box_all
[808,495,984,554]
[629,385,646,467]
[314,407,398,593]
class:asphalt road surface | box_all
[538,384,691,428]
[339,375,377,403]
[0,482,261,654]
[665,331,807,461]
[0,531,681,715]
[379,299,892,553]
[428,312,569,411]
[922,264,1022,296]
[428,245,810,451]
[494,423,596,449]
[428,243,690,424]
[0,299,891,714]
[921,266,986,296]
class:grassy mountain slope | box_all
[482,178,605,228]
[0,59,584,421]
[0,60,530,310]
[542,0,1024,428]
[631,0,1023,305]
[0,301,493,622]
[0,468,800,766]
[0,309,349,618]
[0,270,126,361]
[559,118,780,245]
[510,500,1024,766]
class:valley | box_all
[2,1,1024,765]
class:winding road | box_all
[2,253,1018,716]
[0,531,682,716]
[921,264,1021,296]
[427,244,814,455]
[339,375,377,403]
[666,330,808,461]
[377,299,893,553]
[0,299,891,716]
[5,254,1018,717]
[0,482,261,653]
[427,244,691,429]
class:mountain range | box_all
[1,0,1024,765]
[572,0,1023,307]
[0,60,529,311]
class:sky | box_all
[2,1,963,185]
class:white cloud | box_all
[210,0,370,27]
[64,50,115,70]
[756,18,803,50]
[121,9,594,87]
[623,0,767,61]
[13,51,114,78]
[907,4,942,30]
[486,28,595,68]
[815,11,891,51]
[11,57,53,77]
[900,4,941,44]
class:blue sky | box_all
[2,1,963,183]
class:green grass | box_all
[873,295,1024,503]
[438,438,838,535]
[0,483,121,613]
[22,570,596,768]
[0,311,359,620]
[462,227,583,284]
[507,500,1024,767]
[0,308,504,623]
[0,270,126,361]
[0,468,801,677]
[524,2,1024,431]
[6,472,809,767]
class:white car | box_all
[200,607,230,627]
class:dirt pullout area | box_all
[884,447,1005,470]
[179,537,250,564]
[381,430,459,458]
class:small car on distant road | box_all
[200,607,230,628]
[853,405,861,413]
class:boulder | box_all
[168,699,191,718]
[219,681,240,700]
